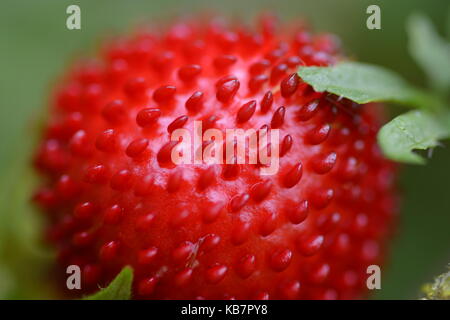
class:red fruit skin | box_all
[33,16,397,300]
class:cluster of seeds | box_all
[33,16,397,299]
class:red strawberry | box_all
[33,15,397,300]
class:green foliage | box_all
[407,13,450,94]
[0,136,55,299]
[297,62,437,109]
[83,267,133,300]
[378,110,450,164]
[298,13,450,165]
[421,265,450,300]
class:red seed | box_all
[138,277,157,296]
[202,202,224,224]
[295,31,311,46]
[249,59,270,75]
[279,280,301,299]
[270,63,288,84]
[216,79,240,103]
[33,188,57,209]
[217,31,238,51]
[168,115,188,133]
[110,169,134,191]
[236,254,256,279]
[271,106,286,128]
[138,247,158,265]
[174,268,193,287]
[283,162,303,188]
[280,73,299,98]
[338,156,359,181]
[178,64,202,82]
[172,241,194,262]
[56,83,81,111]
[229,193,250,212]
[253,292,270,300]
[310,188,334,209]
[260,211,277,236]
[95,129,117,153]
[135,213,156,231]
[185,91,204,113]
[222,161,241,180]
[70,130,92,157]
[286,200,309,224]
[297,100,320,121]
[74,202,96,220]
[203,115,218,131]
[82,264,101,286]
[126,138,149,159]
[280,134,293,156]
[124,77,147,100]
[157,141,179,164]
[183,39,205,60]
[205,264,228,284]
[265,48,285,63]
[250,180,272,202]
[297,234,324,256]
[136,108,161,127]
[316,212,341,233]
[99,240,119,262]
[200,234,221,253]
[236,100,256,123]
[307,263,330,284]
[285,55,303,67]
[56,175,79,199]
[269,248,292,272]
[213,55,237,69]
[312,152,337,174]
[153,85,176,103]
[84,165,109,184]
[102,100,127,124]
[151,51,174,72]
[103,204,123,225]
[106,59,128,84]
[215,75,238,88]
[231,219,251,245]
[260,91,273,113]
[307,123,331,145]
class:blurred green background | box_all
[0,0,449,299]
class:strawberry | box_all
[33,15,397,300]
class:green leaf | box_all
[298,62,437,109]
[378,110,450,164]
[0,128,55,299]
[0,165,55,299]
[421,264,450,300]
[407,13,450,93]
[447,6,450,40]
[84,266,133,300]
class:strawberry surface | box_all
[33,16,397,300]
